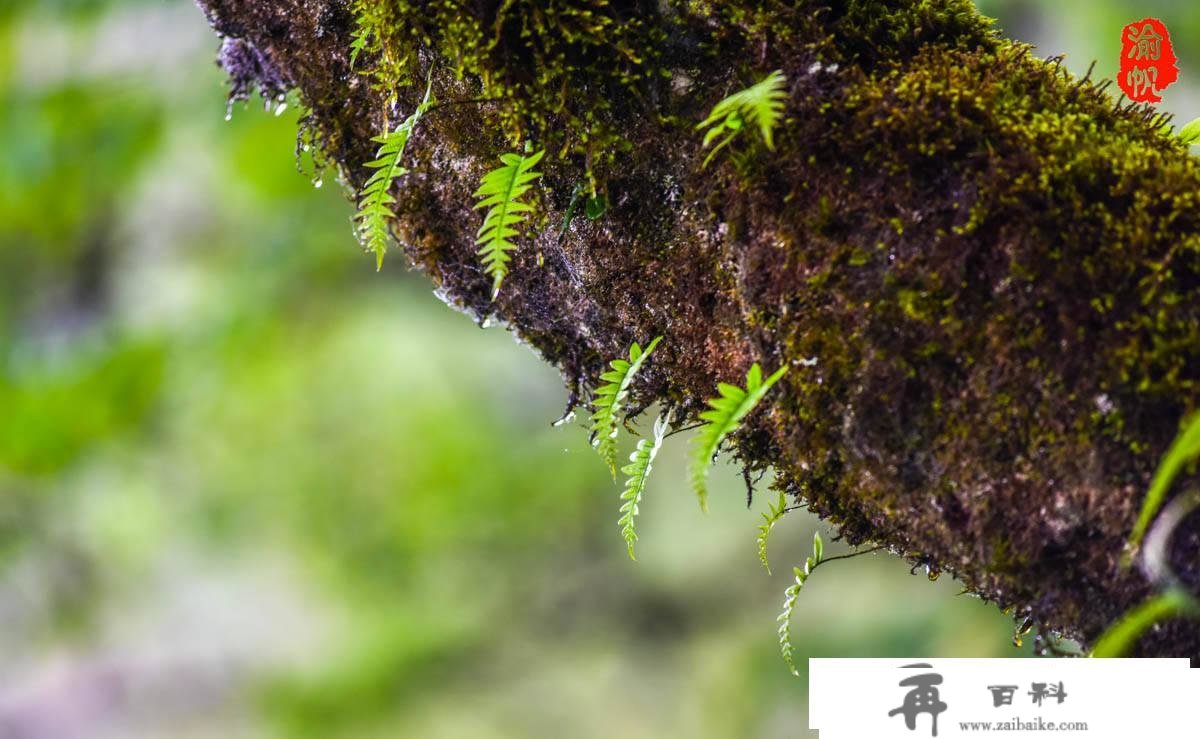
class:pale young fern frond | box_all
[690,362,789,512]
[778,532,824,677]
[618,414,668,561]
[589,336,663,477]
[756,491,790,575]
[353,78,434,270]
[696,70,787,168]
[474,148,545,297]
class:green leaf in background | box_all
[1091,589,1198,657]
[1128,412,1200,551]
[1179,117,1200,145]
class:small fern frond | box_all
[353,78,434,270]
[474,148,545,297]
[696,71,787,168]
[778,532,824,677]
[618,414,668,561]
[589,336,663,477]
[349,17,373,68]
[690,362,789,512]
[756,491,790,575]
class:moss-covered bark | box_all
[193,0,1200,656]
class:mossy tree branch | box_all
[193,0,1200,656]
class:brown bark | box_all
[192,0,1200,655]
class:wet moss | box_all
[197,0,1200,654]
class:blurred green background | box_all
[0,1,1195,737]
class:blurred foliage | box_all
[2,1,1194,737]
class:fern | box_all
[354,78,433,270]
[589,336,663,477]
[690,362,789,512]
[618,414,668,560]
[474,148,545,297]
[756,491,790,574]
[778,532,823,676]
[696,70,787,168]
[348,14,373,68]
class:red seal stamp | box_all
[1118,18,1179,103]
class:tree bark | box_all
[192,0,1200,656]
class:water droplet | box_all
[1012,616,1034,647]
[313,178,323,189]
[274,102,288,116]
[224,100,234,121]
[553,411,576,427]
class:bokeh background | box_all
[0,1,1196,737]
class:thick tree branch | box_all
[192,0,1200,655]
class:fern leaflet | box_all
[690,362,789,512]
[778,532,823,676]
[348,15,372,68]
[589,336,663,477]
[756,491,790,574]
[618,414,668,561]
[354,79,433,270]
[696,70,787,168]
[474,148,545,297]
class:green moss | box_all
[204,0,1200,654]
[348,0,672,188]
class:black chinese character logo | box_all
[987,685,1018,707]
[888,663,948,737]
[1029,681,1068,706]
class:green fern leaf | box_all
[690,362,789,512]
[778,532,823,677]
[756,491,790,574]
[589,336,663,477]
[474,148,545,297]
[353,78,434,270]
[618,414,668,561]
[349,18,372,68]
[696,70,787,168]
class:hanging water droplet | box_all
[552,410,576,427]
[224,100,234,121]
[1012,616,1034,647]
[313,178,323,189]
[274,102,288,117]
